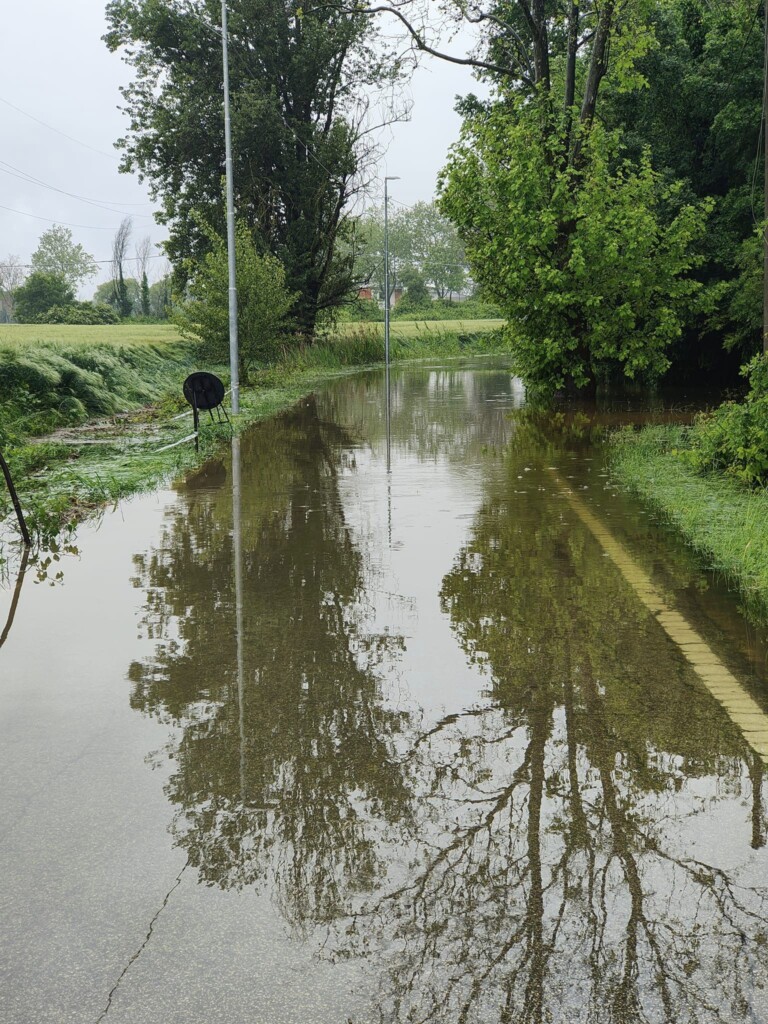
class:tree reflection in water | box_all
[129,374,768,1023]
[130,397,414,934]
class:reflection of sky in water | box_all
[2,361,768,1023]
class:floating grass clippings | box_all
[608,424,768,621]
[0,321,504,551]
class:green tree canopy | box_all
[174,224,296,380]
[30,225,97,291]
[440,109,711,391]
[104,0,405,337]
[13,271,74,322]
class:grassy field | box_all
[335,319,505,338]
[0,322,183,348]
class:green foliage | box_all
[104,0,402,335]
[601,0,764,362]
[440,106,711,392]
[610,423,768,619]
[30,225,97,290]
[337,297,384,323]
[33,302,121,325]
[174,225,296,381]
[353,201,468,303]
[685,355,768,486]
[93,277,141,314]
[13,272,74,322]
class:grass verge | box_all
[0,321,505,551]
[608,424,768,620]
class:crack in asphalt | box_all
[94,859,189,1022]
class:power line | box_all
[0,203,116,231]
[12,253,167,269]
[0,161,156,218]
[0,95,121,162]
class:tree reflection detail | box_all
[130,377,768,1023]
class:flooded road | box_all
[2,359,768,1023]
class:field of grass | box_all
[609,425,768,621]
[336,319,505,338]
[0,323,183,347]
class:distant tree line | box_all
[1,223,173,325]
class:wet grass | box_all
[0,321,507,549]
[608,425,768,620]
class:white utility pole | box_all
[384,176,400,471]
[222,1,240,412]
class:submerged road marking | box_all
[552,472,768,763]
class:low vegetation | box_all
[609,411,768,620]
[0,320,503,549]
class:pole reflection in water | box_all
[128,367,768,1024]
[231,434,246,805]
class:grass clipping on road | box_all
[609,424,768,619]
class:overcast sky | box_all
[1,0,482,295]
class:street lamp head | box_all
[385,175,401,181]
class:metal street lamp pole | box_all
[384,176,400,471]
[222,1,240,413]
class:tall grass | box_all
[609,425,768,619]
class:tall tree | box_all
[111,216,133,318]
[0,257,25,322]
[104,0,405,337]
[29,225,97,292]
[328,0,709,390]
[135,234,154,316]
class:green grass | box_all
[335,319,505,338]
[609,424,768,620]
[0,323,182,347]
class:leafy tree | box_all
[440,109,711,391]
[104,0,404,337]
[30,225,97,291]
[149,275,173,319]
[111,217,133,318]
[396,201,467,299]
[135,235,153,316]
[13,272,74,322]
[93,277,141,312]
[174,224,296,380]
[599,0,763,363]
[0,256,25,322]
[353,203,467,305]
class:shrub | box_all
[33,302,121,325]
[174,223,296,380]
[687,354,768,486]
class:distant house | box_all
[357,286,374,301]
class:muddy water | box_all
[2,360,768,1024]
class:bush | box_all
[175,223,296,380]
[13,272,74,321]
[687,354,768,486]
[33,302,121,325]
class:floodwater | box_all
[2,359,768,1024]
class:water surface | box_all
[2,360,768,1023]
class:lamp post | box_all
[384,176,400,472]
[222,1,239,413]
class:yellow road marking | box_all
[553,473,768,763]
